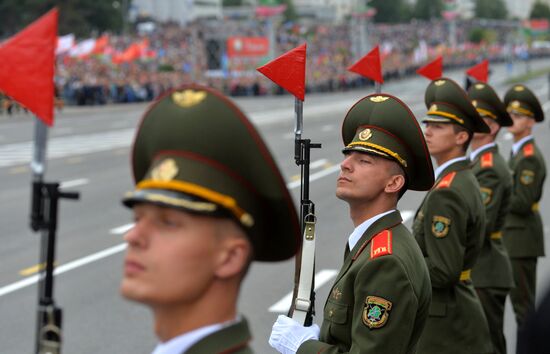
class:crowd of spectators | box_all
[6,17,547,109]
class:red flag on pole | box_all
[417,56,443,81]
[0,8,57,126]
[347,46,384,84]
[257,43,306,101]
[466,60,489,83]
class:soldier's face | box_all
[336,152,399,204]
[508,113,534,135]
[120,203,243,308]
[423,122,465,157]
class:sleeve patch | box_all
[432,216,451,238]
[370,230,392,259]
[523,144,534,157]
[363,296,392,329]
[520,169,535,185]
[436,171,456,189]
[480,187,492,205]
[481,152,493,168]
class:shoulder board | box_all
[370,230,393,259]
[480,152,493,168]
[523,143,534,157]
[436,171,457,189]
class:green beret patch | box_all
[480,187,492,205]
[432,216,451,238]
[520,170,535,185]
[363,296,392,329]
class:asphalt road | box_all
[1,60,549,353]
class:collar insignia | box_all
[151,158,179,181]
[172,90,207,108]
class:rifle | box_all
[30,120,79,354]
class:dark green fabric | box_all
[413,158,493,354]
[503,85,544,122]
[185,317,253,354]
[503,139,546,258]
[298,211,431,354]
[510,258,537,328]
[468,82,513,127]
[471,145,514,289]
[476,287,509,354]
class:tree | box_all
[370,0,412,23]
[474,0,508,19]
[413,0,443,20]
[530,1,550,20]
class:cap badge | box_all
[151,158,179,181]
[472,100,478,107]
[369,96,389,103]
[475,83,485,89]
[358,128,373,141]
[514,86,525,92]
[434,79,446,86]
[428,104,438,112]
[511,100,521,108]
[172,90,207,108]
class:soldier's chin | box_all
[120,278,149,304]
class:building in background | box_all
[133,0,222,24]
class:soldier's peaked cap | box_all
[424,77,490,133]
[342,93,434,191]
[504,84,544,122]
[468,82,513,127]
[123,84,300,262]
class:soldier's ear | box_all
[214,222,252,280]
[385,174,406,195]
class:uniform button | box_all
[329,309,334,317]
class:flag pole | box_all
[375,82,382,93]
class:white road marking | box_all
[110,223,134,235]
[0,243,127,297]
[310,158,328,169]
[268,269,339,313]
[59,178,89,189]
[286,165,340,189]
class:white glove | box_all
[269,315,320,354]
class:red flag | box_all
[347,46,383,84]
[466,59,489,83]
[0,8,57,126]
[417,56,443,81]
[257,43,306,101]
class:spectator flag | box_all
[417,56,443,81]
[56,33,74,55]
[466,59,489,83]
[257,43,306,101]
[0,8,57,126]
[347,46,383,84]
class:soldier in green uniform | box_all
[468,82,515,354]
[120,84,301,353]
[269,93,434,353]
[501,84,546,333]
[412,78,493,354]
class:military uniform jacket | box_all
[471,145,515,289]
[412,158,493,354]
[298,210,431,354]
[185,317,252,354]
[503,138,546,258]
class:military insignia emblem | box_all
[520,169,535,185]
[358,128,372,141]
[172,90,207,108]
[480,187,492,205]
[428,104,438,113]
[511,100,521,108]
[434,79,446,86]
[514,85,525,92]
[432,216,451,238]
[363,296,392,329]
[151,158,179,181]
[240,213,254,227]
[369,96,389,103]
[472,100,478,107]
[331,287,342,300]
[475,83,485,89]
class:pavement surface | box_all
[1,59,549,353]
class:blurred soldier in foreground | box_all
[468,83,515,354]
[501,84,546,333]
[413,78,493,354]
[269,93,434,353]
[120,84,300,353]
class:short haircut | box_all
[452,124,472,152]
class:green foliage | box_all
[0,0,128,38]
[530,1,550,20]
[468,27,497,43]
[370,0,412,23]
[222,0,244,6]
[413,0,443,20]
[474,0,508,19]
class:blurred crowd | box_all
[3,17,548,111]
